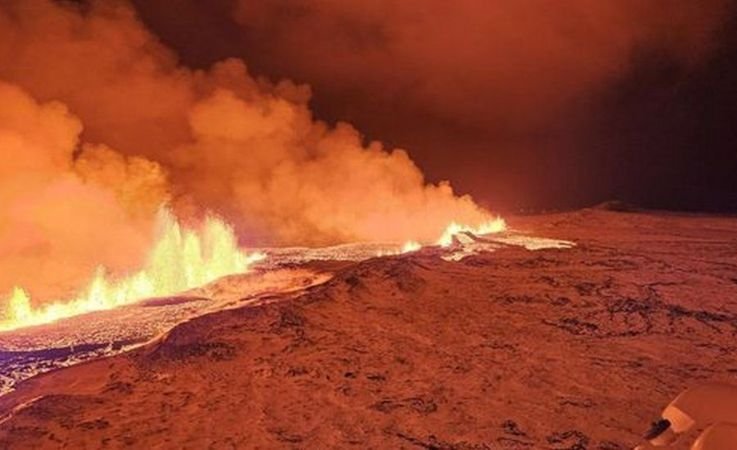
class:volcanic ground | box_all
[1,208,737,449]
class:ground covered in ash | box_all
[1,209,737,449]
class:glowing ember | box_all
[0,210,265,332]
[436,218,506,247]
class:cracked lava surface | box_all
[1,208,736,449]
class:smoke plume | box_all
[0,81,168,301]
[132,0,731,208]
[0,0,492,302]
[230,0,727,131]
[3,0,728,304]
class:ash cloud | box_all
[0,81,167,301]
[232,0,727,133]
[0,0,492,302]
[133,0,732,209]
[0,0,730,305]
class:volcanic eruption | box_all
[1,1,736,449]
[1,210,266,331]
[0,0,506,330]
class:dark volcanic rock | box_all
[592,200,639,212]
[1,210,737,449]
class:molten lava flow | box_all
[389,217,507,255]
[0,210,266,332]
[436,218,506,247]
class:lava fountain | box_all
[381,217,507,256]
[435,219,507,247]
[0,209,266,332]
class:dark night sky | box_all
[131,0,737,213]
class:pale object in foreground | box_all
[634,383,737,449]
[690,423,737,450]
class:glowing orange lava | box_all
[435,218,506,247]
[0,210,265,332]
[390,217,507,255]
[1,213,506,332]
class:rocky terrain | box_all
[0,267,333,396]
[1,208,736,449]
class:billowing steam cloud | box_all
[230,0,728,132]
[0,0,491,302]
[0,81,168,300]
[209,0,728,207]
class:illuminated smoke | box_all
[0,0,499,312]
[0,0,496,246]
[0,0,726,315]
[0,81,169,303]
[232,0,729,134]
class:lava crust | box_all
[1,209,737,449]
